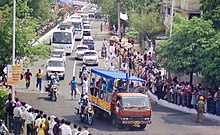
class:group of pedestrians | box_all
[2,93,92,135]
[107,37,220,117]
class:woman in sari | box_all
[37,118,46,135]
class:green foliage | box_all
[0,89,10,118]
[200,33,220,89]
[130,11,164,40]
[200,0,220,30]
[125,30,138,39]
[58,9,66,17]
[28,0,52,22]
[0,0,51,65]
[157,17,217,84]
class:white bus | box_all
[51,23,75,55]
[66,18,83,40]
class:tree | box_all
[130,11,164,40]
[200,33,220,89]
[0,0,50,65]
[200,0,220,30]
[157,17,216,84]
[28,0,53,22]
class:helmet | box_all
[83,64,86,67]
[199,96,204,101]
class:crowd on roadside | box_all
[1,93,92,135]
[106,37,220,116]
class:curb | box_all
[147,90,220,122]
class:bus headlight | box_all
[122,117,129,120]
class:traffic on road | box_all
[10,3,220,135]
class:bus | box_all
[51,23,75,55]
[66,18,83,40]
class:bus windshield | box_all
[73,22,82,30]
[122,96,150,110]
[52,32,72,44]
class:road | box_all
[16,5,220,135]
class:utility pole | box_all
[117,0,121,39]
[168,0,175,80]
[12,0,16,102]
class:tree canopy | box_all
[157,15,219,88]
[0,0,51,66]
[200,0,220,30]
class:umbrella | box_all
[109,36,119,41]
[123,43,133,48]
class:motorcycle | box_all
[45,82,59,101]
[75,104,94,125]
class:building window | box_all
[168,7,171,15]
[189,13,200,19]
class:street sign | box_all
[7,65,21,85]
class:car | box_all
[81,36,95,50]
[83,24,91,36]
[50,49,66,63]
[88,10,95,18]
[81,14,89,22]
[95,12,102,19]
[46,58,65,80]
[75,45,89,60]
[83,20,89,25]
[83,50,99,66]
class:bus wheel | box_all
[139,124,147,129]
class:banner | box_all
[120,12,128,20]
[7,65,21,85]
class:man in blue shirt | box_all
[69,76,77,100]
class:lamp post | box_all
[12,0,16,102]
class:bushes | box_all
[0,89,10,119]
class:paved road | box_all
[16,5,220,135]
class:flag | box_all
[120,12,128,20]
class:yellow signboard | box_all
[7,65,21,85]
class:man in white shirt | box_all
[82,77,89,95]
[80,125,89,135]
[60,121,72,135]
[109,63,115,71]
[108,52,115,65]
[72,124,78,135]
[73,127,82,135]
[13,102,23,135]
[25,108,34,135]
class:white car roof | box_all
[48,58,64,62]
[52,49,65,52]
[84,50,97,53]
[83,24,90,27]
[76,45,88,48]
[83,36,93,40]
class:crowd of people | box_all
[2,93,92,135]
[106,37,220,116]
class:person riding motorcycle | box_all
[48,75,59,94]
[54,72,59,82]
[80,94,91,115]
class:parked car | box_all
[83,24,91,36]
[81,36,95,50]
[88,10,95,18]
[75,45,89,60]
[83,50,99,66]
[46,58,65,80]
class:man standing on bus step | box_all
[36,69,43,92]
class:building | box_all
[160,0,201,27]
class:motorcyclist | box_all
[48,75,59,94]
[80,94,91,115]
